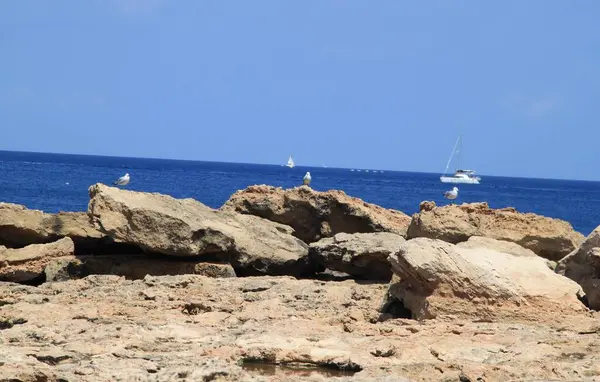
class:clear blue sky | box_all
[1,1,599,179]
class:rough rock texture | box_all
[419,200,436,212]
[0,203,105,252]
[457,236,557,270]
[456,236,537,257]
[0,237,75,283]
[309,232,405,280]
[407,202,584,261]
[44,256,236,282]
[88,183,312,277]
[557,226,600,310]
[386,238,587,321]
[2,275,600,382]
[221,185,411,243]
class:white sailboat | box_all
[286,155,295,168]
[440,134,481,184]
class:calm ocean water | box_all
[0,150,598,235]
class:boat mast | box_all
[456,133,462,171]
[443,135,461,176]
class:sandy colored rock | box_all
[456,236,537,257]
[457,236,556,270]
[557,225,600,310]
[0,203,105,251]
[419,200,436,212]
[387,238,587,321]
[221,185,411,243]
[309,232,405,280]
[44,256,236,282]
[88,183,313,277]
[407,202,584,261]
[0,237,75,283]
[1,274,600,381]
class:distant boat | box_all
[286,155,295,168]
[440,134,481,184]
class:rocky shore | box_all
[1,184,600,381]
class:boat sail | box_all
[440,134,481,184]
[286,155,295,168]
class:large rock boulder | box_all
[556,226,600,310]
[0,203,105,252]
[385,238,587,321]
[0,237,75,283]
[456,236,538,257]
[406,202,584,261]
[309,232,405,280]
[221,185,411,243]
[457,236,557,270]
[88,184,312,277]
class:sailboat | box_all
[286,155,295,168]
[440,134,481,184]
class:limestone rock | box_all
[557,226,600,310]
[309,232,405,280]
[88,183,312,277]
[221,185,411,243]
[456,236,537,257]
[387,238,587,321]
[0,203,105,251]
[1,274,599,381]
[457,236,556,270]
[0,237,75,283]
[419,200,436,212]
[407,202,584,261]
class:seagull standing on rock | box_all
[303,172,312,186]
[114,173,130,187]
[443,186,458,203]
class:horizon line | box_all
[0,148,597,184]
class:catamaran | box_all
[440,134,481,184]
[286,155,295,168]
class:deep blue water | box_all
[0,150,598,236]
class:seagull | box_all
[303,171,312,186]
[443,186,458,203]
[114,173,130,186]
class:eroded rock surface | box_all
[457,236,557,270]
[387,238,587,321]
[309,232,405,280]
[1,275,599,381]
[222,185,411,243]
[88,184,313,277]
[0,237,75,283]
[407,202,584,261]
[557,226,600,310]
[0,203,105,252]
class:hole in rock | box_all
[381,298,413,319]
[74,239,147,256]
[577,293,590,309]
[20,273,47,287]
[242,362,360,378]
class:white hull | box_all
[440,176,480,184]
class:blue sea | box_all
[0,150,598,236]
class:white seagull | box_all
[303,171,312,186]
[114,173,130,186]
[444,186,459,203]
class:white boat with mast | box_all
[440,134,481,184]
[286,154,295,168]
